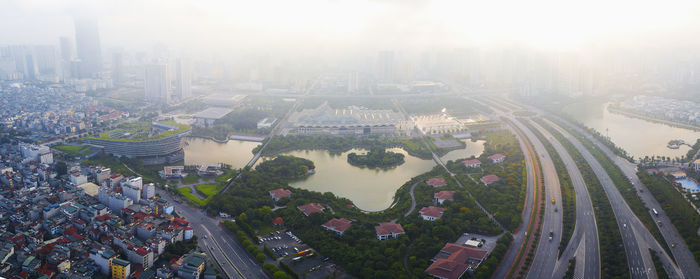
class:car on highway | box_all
[549,230,554,241]
[551,198,555,204]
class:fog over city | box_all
[1,1,699,279]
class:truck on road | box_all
[652,208,659,216]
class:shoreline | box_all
[187,134,264,143]
[607,105,700,132]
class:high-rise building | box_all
[145,64,170,104]
[74,18,103,78]
[112,53,123,85]
[59,37,75,80]
[174,58,191,100]
[376,50,394,83]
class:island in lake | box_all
[347,148,405,168]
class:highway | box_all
[552,117,698,278]
[489,117,538,279]
[530,120,600,279]
[507,117,563,279]
[544,119,661,278]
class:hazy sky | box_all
[2,0,700,53]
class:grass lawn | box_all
[54,145,92,156]
[182,174,200,185]
[195,183,222,197]
[177,187,207,206]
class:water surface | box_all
[564,101,699,159]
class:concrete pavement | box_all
[530,120,600,279]
[552,117,698,279]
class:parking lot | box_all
[456,232,501,253]
[258,230,309,259]
[258,230,351,278]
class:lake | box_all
[564,101,699,159]
[183,137,259,168]
[185,137,485,211]
[277,140,485,211]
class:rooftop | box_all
[192,107,234,120]
[375,222,404,235]
[323,218,352,233]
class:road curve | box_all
[530,120,600,279]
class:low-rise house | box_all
[426,177,447,187]
[269,188,292,201]
[297,203,324,216]
[375,222,404,240]
[322,218,352,235]
[434,191,456,205]
[488,154,506,164]
[480,174,500,185]
[462,159,481,168]
[420,206,445,221]
[425,243,488,279]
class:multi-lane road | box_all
[156,187,267,279]
[553,116,700,279]
[530,120,600,279]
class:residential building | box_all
[426,177,447,187]
[375,222,405,240]
[269,188,292,201]
[112,258,131,279]
[480,174,500,185]
[420,206,445,221]
[145,63,170,104]
[462,159,481,168]
[322,218,352,235]
[434,191,455,205]
[488,154,506,164]
[297,203,324,216]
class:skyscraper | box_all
[74,18,103,78]
[377,50,394,83]
[174,58,192,100]
[145,64,170,104]
[59,37,75,80]
[112,53,123,85]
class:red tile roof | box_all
[426,177,447,187]
[488,154,506,162]
[480,174,500,185]
[272,217,284,225]
[419,206,445,219]
[425,243,488,279]
[434,190,456,201]
[269,188,292,199]
[322,218,352,233]
[375,222,404,235]
[462,159,481,166]
[297,203,324,216]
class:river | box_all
[564,101,699,159]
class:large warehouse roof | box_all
[193,107,234,120]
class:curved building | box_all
[85,122,191,159]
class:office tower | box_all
[23,54,37,80]
[74,18,103,78]
[347,72,359,93]
[174,58,191,100]
[377,50,395,83]
[145,64,170,104]
[112,53,123,85]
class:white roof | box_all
[193,107,233,120]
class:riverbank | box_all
[608,105,700,131]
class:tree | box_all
[273,271,290,279]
